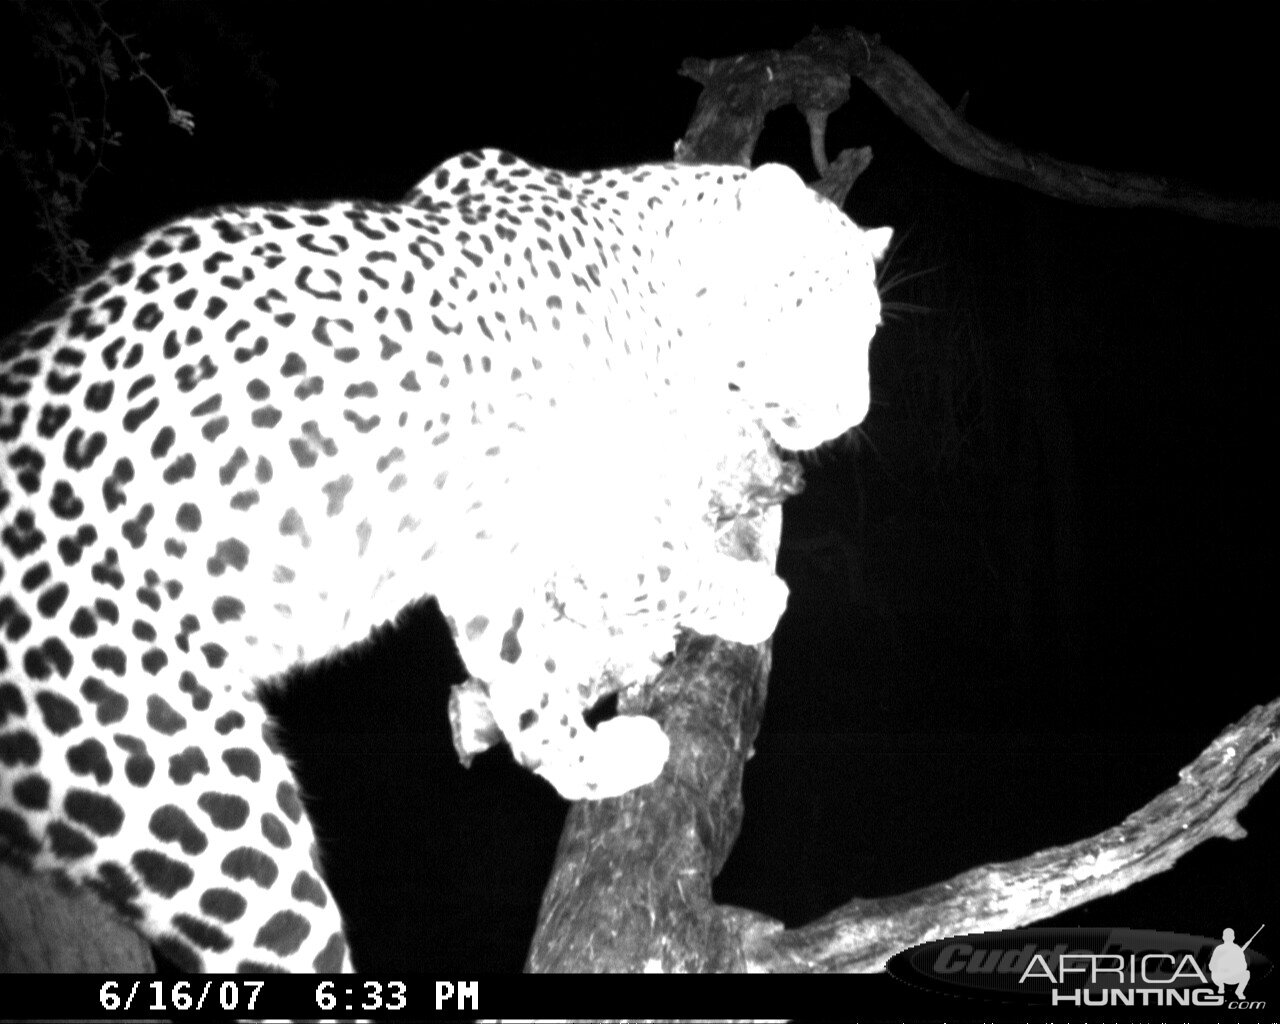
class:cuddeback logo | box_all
[887,925,1271,1008]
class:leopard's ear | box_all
[744,164,893,265]
[739,162,808,207]
[864,226,893,262]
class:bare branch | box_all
[816,27,1280,228]
[681,29,1280,229]
[676,47,870,199]
[743,697,1280,972]
[93,6,196,134]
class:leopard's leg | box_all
[444,581,672,802]
[0,666,355,972]
[442,504,787,801]
[503,553,788,797]
[551,505,790,651]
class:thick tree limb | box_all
[744,697,1280,972]
[680,28,1280,228]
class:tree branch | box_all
[680,28,1280,228]
[745,697,1280,972]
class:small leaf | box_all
[100,44,119,80]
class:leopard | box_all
[0,148,890,972]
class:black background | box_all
[1,2,1275,978]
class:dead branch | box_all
[743,697,1280,972]
[680,28,1280,228]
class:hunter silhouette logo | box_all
[1210,925,1264,999]
[887,925,1272,1008]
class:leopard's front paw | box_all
[534,714,671,801]
[694,558,790,645]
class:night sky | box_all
[1,2,1276,978]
